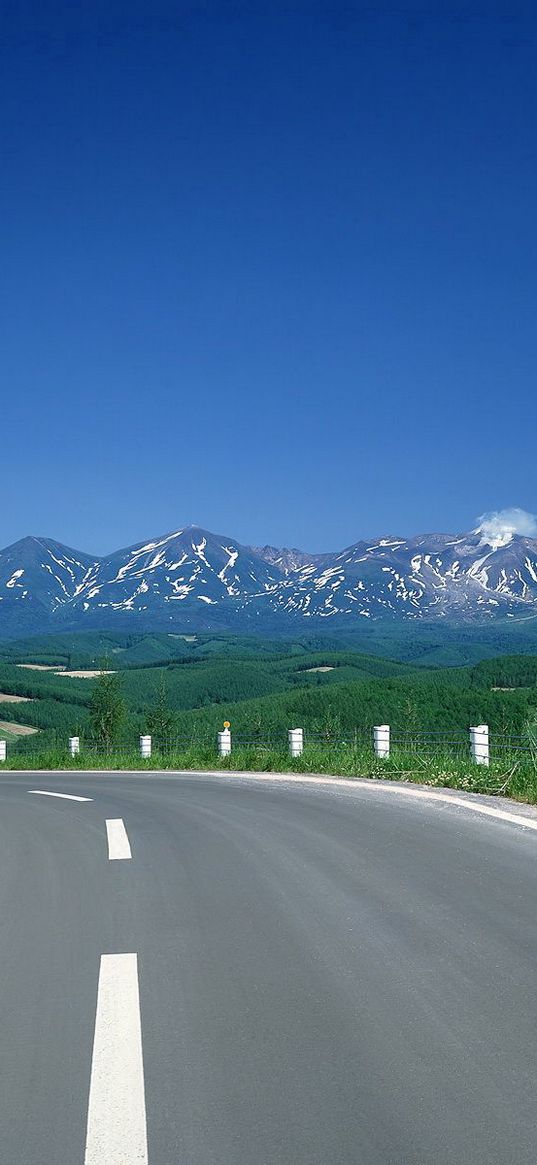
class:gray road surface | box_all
[1,770,536,1164]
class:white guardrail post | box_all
[373,724,390,759]
[140,734,152,759]
[218,727,231,756]
[470,724,489,766]
[69,736,80,757]
[288,728,304,757]
[0,740,6,763]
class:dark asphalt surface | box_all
[1,770,537,1164]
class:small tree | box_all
[90,664,126,750]
[313,704,342,744]
[146,676,177,746]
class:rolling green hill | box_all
[0,631,535,748]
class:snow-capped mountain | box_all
[0,537,98,635]
[1,522,537,637]
[271,530,537,621]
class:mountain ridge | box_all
[2,521,537,638]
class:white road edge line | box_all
[196,771,537,833]
[106,818,132,861]
[85,953,148,1165]
[28,789,93,802]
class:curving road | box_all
[1,769,537,1164]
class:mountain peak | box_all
[251,544,319,572]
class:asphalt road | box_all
[1,770,537,1164]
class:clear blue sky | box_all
[1,1,536,554]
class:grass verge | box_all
[2,742,537,803]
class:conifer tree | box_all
[89,662,126,748]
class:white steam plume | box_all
[477,507,537,549]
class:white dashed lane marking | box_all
[106,818,132,860]
[28,789,93,802]
[85,953,148,1164]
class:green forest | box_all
[1,632,537,740]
